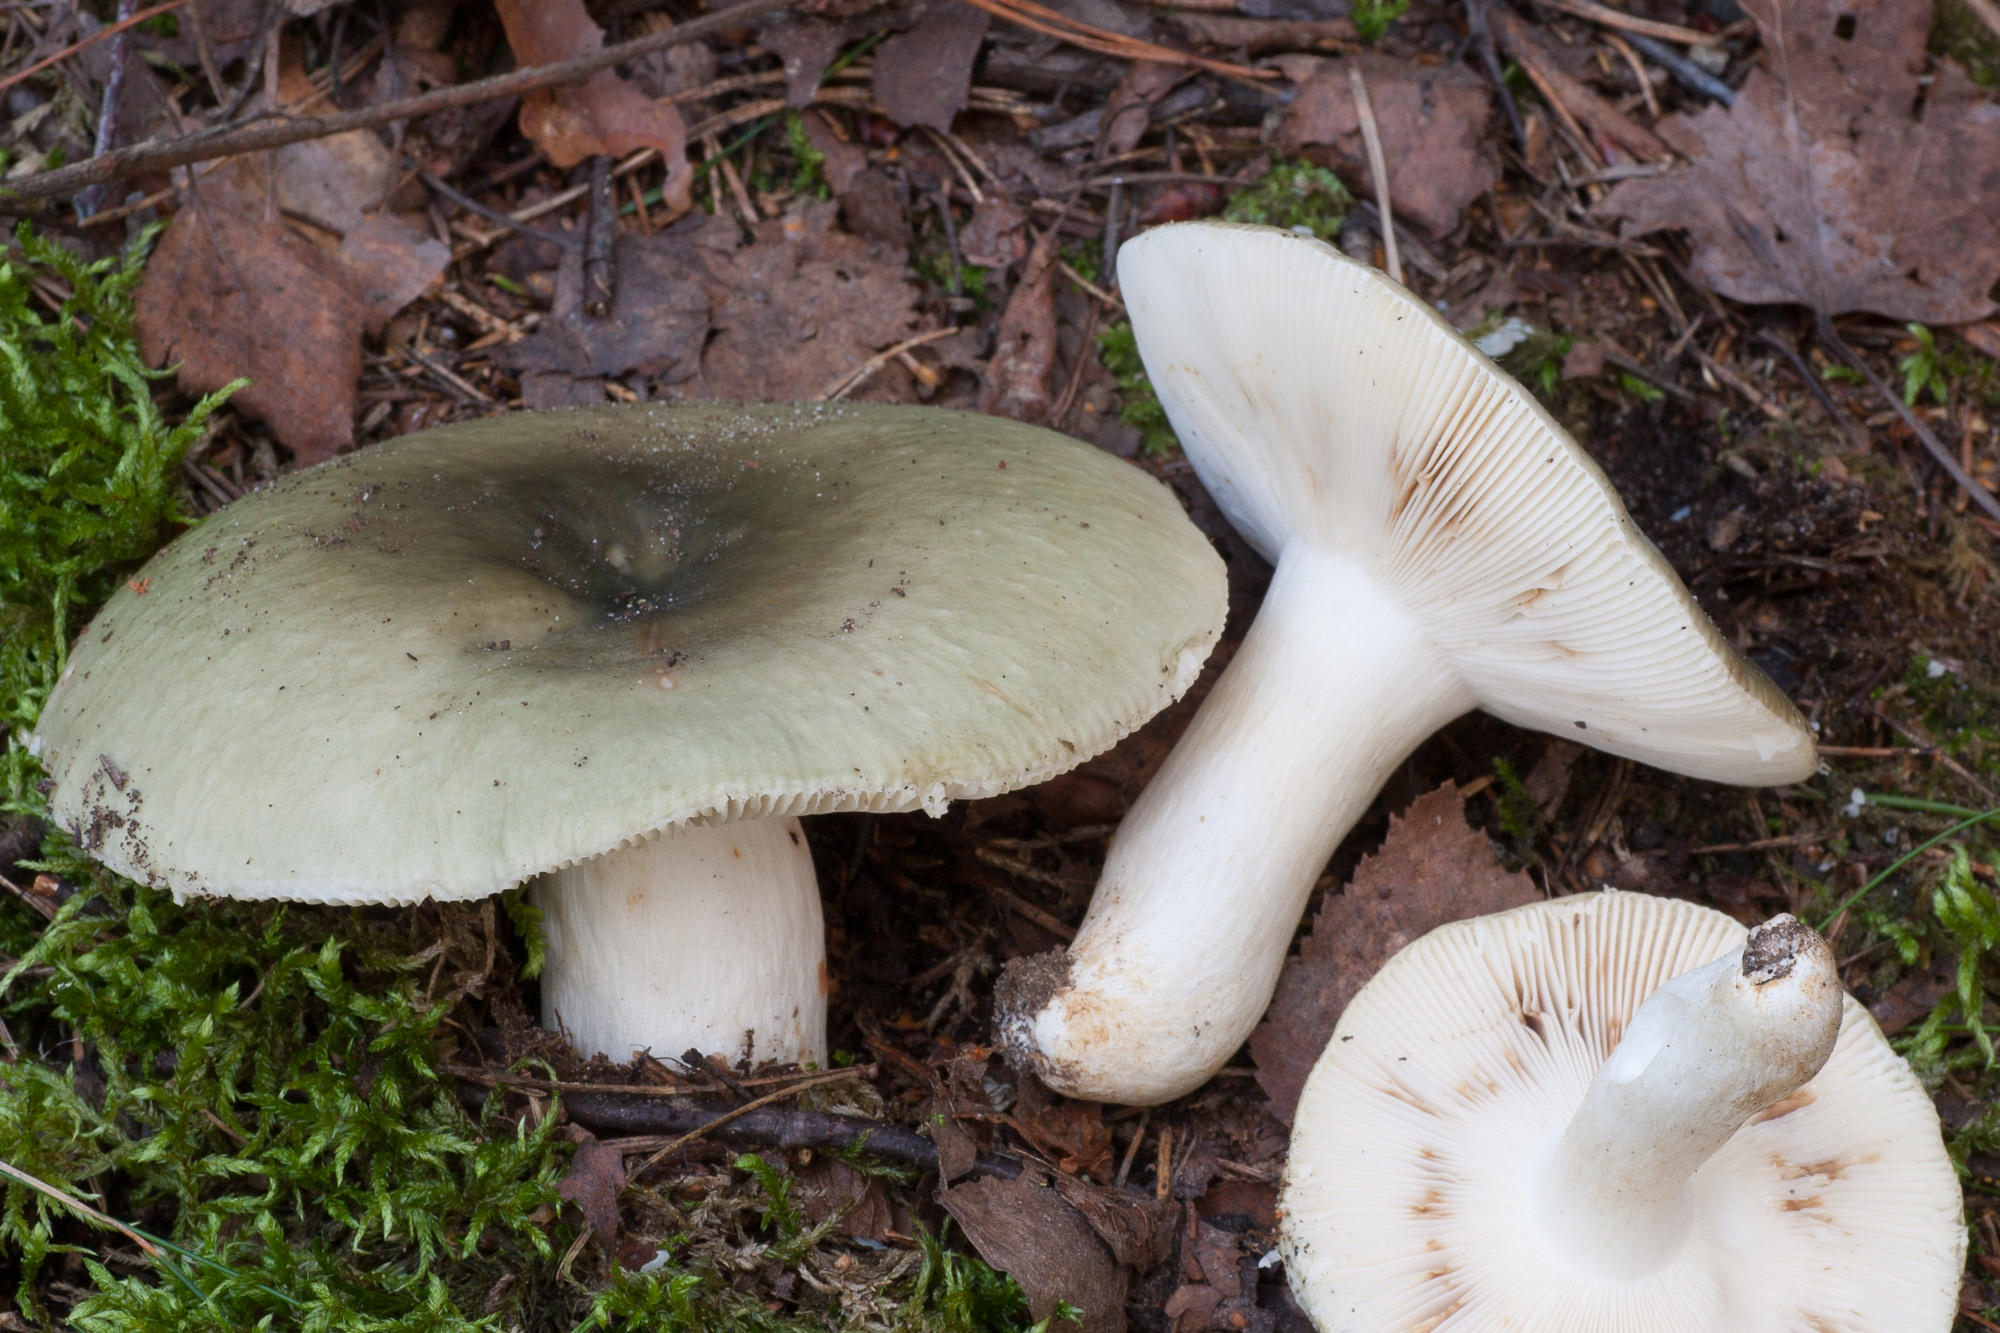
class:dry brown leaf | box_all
[959,197,1030,269]
[1249,783,1540,1122]
[1600,0,2000,324]
[981,226,1059,421]
[1099,61,1183,158]
[495,0,694,215]
[135,182,368,466]
[337,214,452,326]
[873,0,992,133]
[796,1156,894,1241]
[694,205,922,400]
[495,226,715,405]
[1278,54,1496,235]
[557,1130,626,1245]
[760,17,851,107]
[1012,1072,1115,1179]
[939,1167,1127,1333]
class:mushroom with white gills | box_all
[29,401,1225,1070]
[1280,892,1963,1332]
[994,219,1818,1106]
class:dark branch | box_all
[0,0,794,207]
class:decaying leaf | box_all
[796,1156,894,1241]
[1278,54,1496,235]
[1012,1072,1114,1179]
[873,0,991,134]
[135,182,369,466]
[1099,62,1184,159]
[1250,782,1539,1122]
[695,204,923,401]
[495,227,713,406]
[1600,0,2000,324]
[557,1129,626,1245]
[498,204,920,406]
[959,197,1030,269]
[939,1167,1127,1333]
[981,226,1059,422]
[337,214,453,326]
[495,0,695,215]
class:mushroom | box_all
[996,220,1817,1104]
[31,402,1224,1068]
[1280,892,1962,1330]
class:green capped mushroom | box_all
[32,402,1225,1067]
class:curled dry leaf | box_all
[1249,782,1539,1123]
[1600,0,2000,324]
[494,0,694,216]
[1278,54,1496,235]
[981,226,1060,422]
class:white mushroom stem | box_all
[1001,546,1473,1104]
[1532,915,1843,1278]
[532,818,827,1068]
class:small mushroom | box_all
[1280,893,1962,1330]
[32,403,1224,1068]
[997,221,1816,1104]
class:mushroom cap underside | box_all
[1279,891,1962,1333]
[35,402,1226,904]
[1118,222,1814,785]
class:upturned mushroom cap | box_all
[32,402,1224,903]
[1119,220,1813,781]
[1280,892,1962,1332]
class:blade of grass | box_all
[1817,805,2000,931]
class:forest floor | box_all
[0,0,1998,1328]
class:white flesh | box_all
[998,221,1816,1106]
[1531,915,1842,1278]
[1280,895,1963,1333]
[533,817,826,1067]
[999,547,1472,1103]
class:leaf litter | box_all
[1601,0,2000,323]
[6,0,2000,1327]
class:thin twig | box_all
[0,0,190,100]
[952,0,1277,82]
[1,0,797,206]
[0,1159,161,1257]
[1822,321,2000,525]
[817,327,961,402]
[984,881,1077,941]
[1349,63,1399,284]
[629,1067,867,1176]
[74,0,139,219]
[417,170,580,250]
[1531,0,1725,46]
[1621,31,1736,106]
[1602,32,1658,122]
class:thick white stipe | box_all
[534,818,826,1067]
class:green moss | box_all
[1350,0,1410,44]
[0,223,1099,1332]
[0,224,238,818]
[1933,0,2000,89]
[1095,323,1177,457]
[1902,654,1999,782]
[1221,162,1350,242]
[785,114,830,200]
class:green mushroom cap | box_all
[34,403,1225,905]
